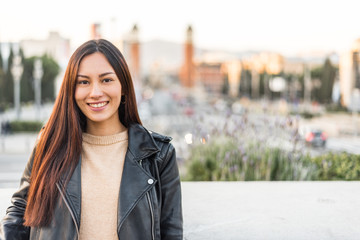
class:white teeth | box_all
[89,102,107,108]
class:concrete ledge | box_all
[0,134,37,154]
[182,182,360,240]
[1,182,360,240]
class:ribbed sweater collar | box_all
[82,129,128,145]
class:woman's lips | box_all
[87,101,109,111]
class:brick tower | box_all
[129,24,140,89]
[90,23,101,39]
[180,25,195,88]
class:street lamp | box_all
[33,58,43,119]
[352,88,360,137]
[11,55,23,120]
[303,64,311,111]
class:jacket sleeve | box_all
[159,143,183,240]
[0,148,35,240]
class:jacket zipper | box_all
[140,160,155,240]
[56,183,80,239]
[146,192,155,240]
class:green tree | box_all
[20,57,35,103]
[239,69,252,97]
[3,46,14,105]
[311,58,336,103]
[0,49,3,69]
[41,54,60,102]
[311,66,322,102]
[259,72,266,97]
[0,48,5,110]
[320,58,336,103]
[222,75,229,95]
[20,54,60,103]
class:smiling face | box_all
[75,52,123,134]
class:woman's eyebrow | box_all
[77,72,115,78]
[77,74,89,79]
[99,72,115,77]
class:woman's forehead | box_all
[78,52,114,74]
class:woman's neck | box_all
[85,119,126,136]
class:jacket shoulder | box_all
[148,130,172,143]
[147,130,175,164]
[147,130,177,175]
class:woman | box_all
[0,39,183,240]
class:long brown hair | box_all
[24,39,142,227]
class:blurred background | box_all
[1,0,360,185]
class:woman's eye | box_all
[102,78,113,83]
[77,80,89,85]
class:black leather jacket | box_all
[0,124,183,240]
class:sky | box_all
[1,0,360,57]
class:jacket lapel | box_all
[117,152,156,229]
[59,158,82,229]
[117,124,160,229]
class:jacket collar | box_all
[127,123,160,161]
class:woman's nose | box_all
[89,82,103,98]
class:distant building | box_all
[90,23,102,40]
[196,62,224,93]
[339,39,360,109]
[223,60,242,97]
[283,59,305,75]
[179,25,195,88]
[194,51,241,96]
[20,32,70,63]
[250,52,284,75]
[242,52,284,99]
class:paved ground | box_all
[1,182,360,240]
[0,133,37,154]
[0,153,29,188]
[182,182,360,240]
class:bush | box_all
[184,141,360,181]
[311,152,360,180]
[301,111,315,119]
[9,120,43,133]
[183,110,360,181]
[325,103,348,113]
[185,139,360,181]
[185,139,319,181]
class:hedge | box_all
[183,110,360,181]
[9,120,43,133]
[184,139,360,181]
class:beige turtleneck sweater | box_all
[79,129,128,240]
